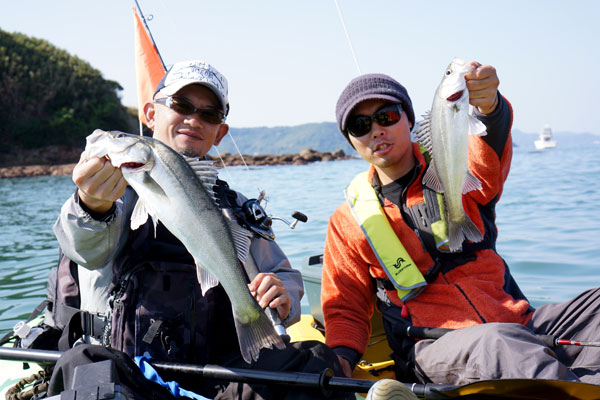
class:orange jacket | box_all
[322,98,533,356]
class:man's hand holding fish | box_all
[464,61,500,114]
[72,154,127,215]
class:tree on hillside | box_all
[0,29,135,152]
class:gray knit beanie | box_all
[336,73,415,138]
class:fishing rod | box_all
[3,347,600,399]
[393,323,600,348]
[0,347,452,399]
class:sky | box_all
[1,1,599,134]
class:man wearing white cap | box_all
[50,61,351,399]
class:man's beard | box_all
[178,146,203,158]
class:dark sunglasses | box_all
[154,96,225,124]
[346,104,403,137]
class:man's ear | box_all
[144,102,156,130]
[213,124,229,146]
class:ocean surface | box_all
[0,142,599,334]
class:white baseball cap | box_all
[154,60,229,116]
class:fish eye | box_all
[116,132,126,138]
[445,69,452,76]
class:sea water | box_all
[0,143,599,333]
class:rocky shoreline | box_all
[0,148,355,179]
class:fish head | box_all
[82,129,155,173]
[437,58,475,104]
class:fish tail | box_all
[233,308,286,364]
[448,216,483,252]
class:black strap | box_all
[142,320,163,344]
[57,310,108,351]
[58,312,84,351]
[424,259,443,283]
[54,303,80,329]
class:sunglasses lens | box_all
[197,110,223,124]
[347,105,402,137]
[347,116,372,137]
[168,97,224,124]
[374,106,401,127]
[170,98,195,115]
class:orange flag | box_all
[133,7,165,125]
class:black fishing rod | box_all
[393,323,600,348]
[0,347,453,399]
[3,347,600,399]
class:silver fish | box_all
[82,129,284,363]
[414,58,487,252]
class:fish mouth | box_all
[120,162,145,169]
[446,90,464,102]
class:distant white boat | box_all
[534,124,557,150]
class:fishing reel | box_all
[240,191,308,241]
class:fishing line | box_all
[333,0,362,75]
[226,135,250,171]
[212,147,236,184]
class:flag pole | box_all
[134,0,166,71]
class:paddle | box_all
[2,347,600,399]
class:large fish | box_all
[82,129,284,363]
[414,58,487,252]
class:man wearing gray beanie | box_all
[321,61,600,393]
[335,73,416,144]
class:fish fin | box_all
[448,217,483,252]
[183,156,220,203]
[468,111,487,136]
[422,160,444,193]
[233,306,285,364]
[462,170,482,194]
[196,263,220,296]
[130,198,151,231]
[227,219,253,264]
[412,111,433,155]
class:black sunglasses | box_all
[346,104,403,137]
[154,96,225,124]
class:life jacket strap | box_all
[346,172,427,302]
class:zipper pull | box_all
[418,209,427,227]
[401,304,409,318]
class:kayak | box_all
[0,316,46,398]
[2,255,600,399]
